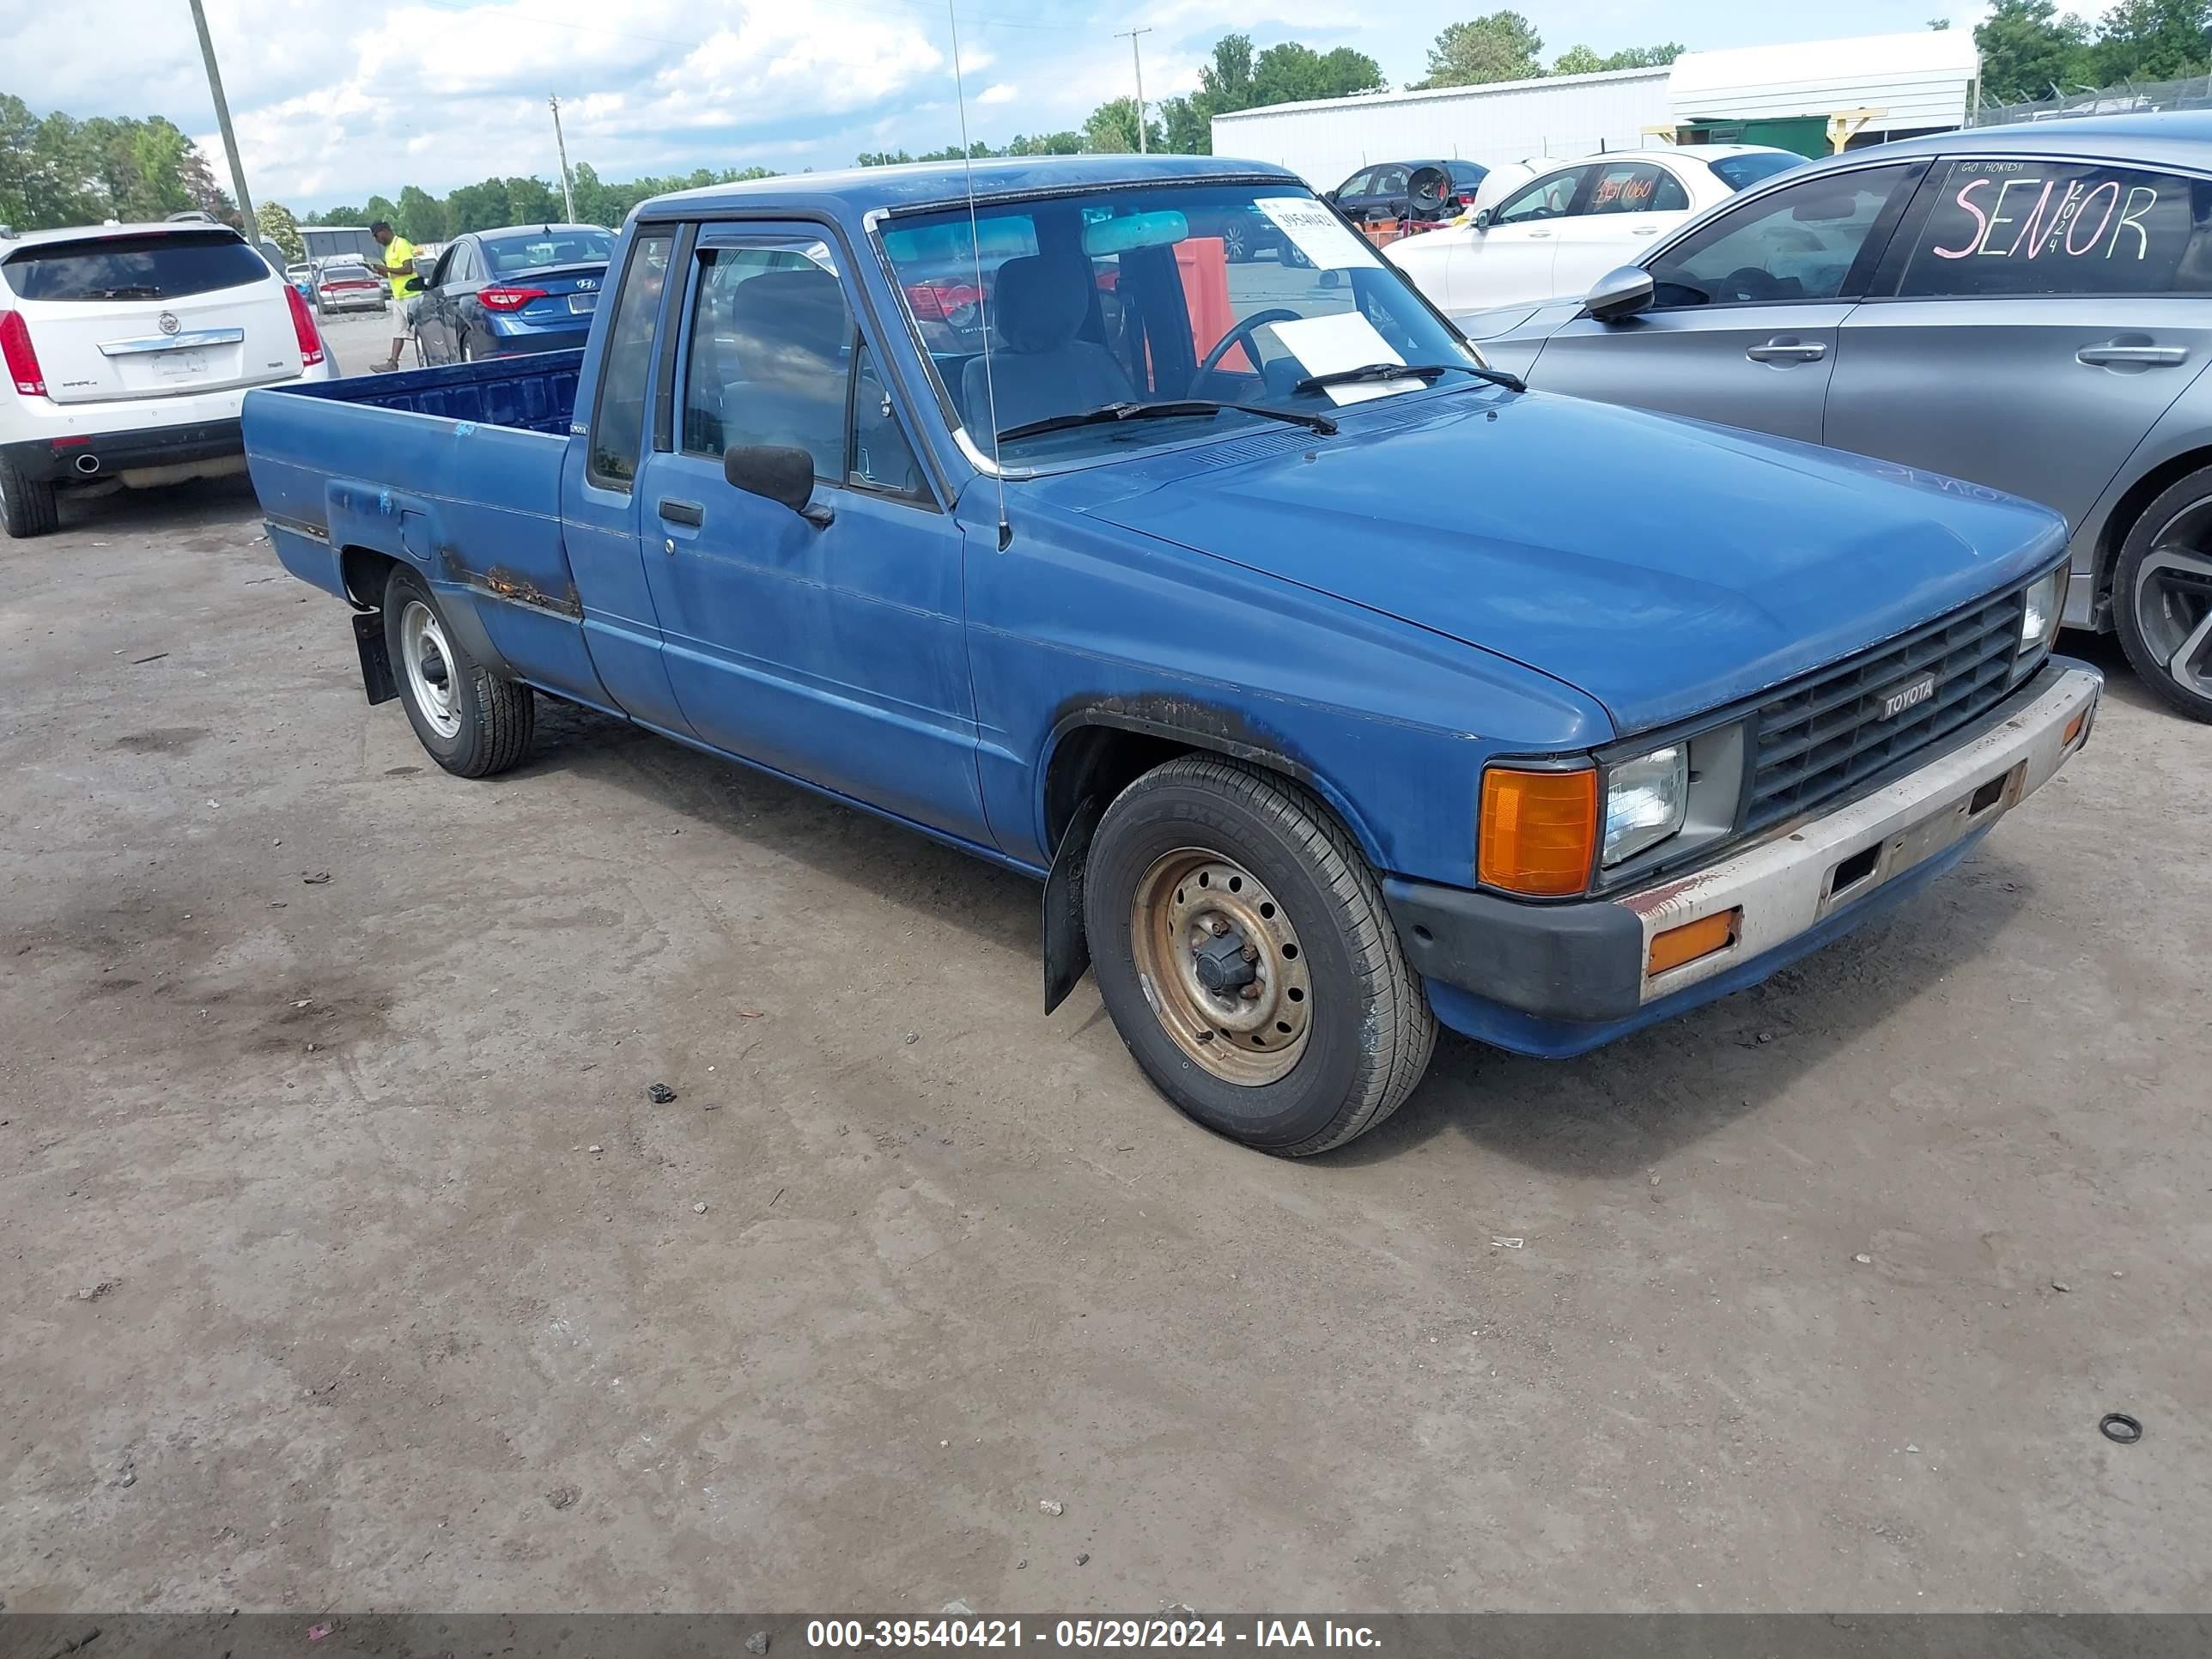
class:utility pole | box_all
[549,95,577,222]
[1115,27,1152,153]
[185,0,255,234]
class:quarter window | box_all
[1650,164,1912,307]
[849,339,925,500]
[1894,159,2212,298]
[585,229,674,491]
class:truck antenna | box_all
[947,0,1012,550]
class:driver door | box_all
[1532,161,1923,444]
[1449,165,1590,311]
[419,244,461,362]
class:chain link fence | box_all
[1969,74,2212,128]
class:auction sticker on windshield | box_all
[1265,312,1424,404]
[1255,196,1374,270]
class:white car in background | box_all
[1386,144,1806,314]
[1,217,332,538]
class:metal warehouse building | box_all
[1211,29,1982,192]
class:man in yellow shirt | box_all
[368,220,424,373]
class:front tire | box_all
[382,565,534,776]
[1084,756,1437,1156]
[2113,466,2212,721]
[0,455,60,539]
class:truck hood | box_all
[1056,390,2068,735]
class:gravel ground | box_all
[2,378,2208,1612]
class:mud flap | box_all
[1042,793,1102,1014]
[354,610,398,706]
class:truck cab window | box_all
[586,230,674,490]
[681,244,852,477]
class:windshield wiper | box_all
[1293,360,1526,396]
[997,398,1337,443]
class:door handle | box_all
[2077,343,2189,368]
[1745,338,1826,364]
[657,497,704,526]
[1528,230,1553,239]
[1632,225,1662,234]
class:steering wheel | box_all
[1190,307,1306,396]
[1721,265,1787,303]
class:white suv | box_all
[1,218,334,538]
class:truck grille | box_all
[1744,588,2025,832]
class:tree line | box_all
[1974,0,2212,105]
[1,94,236,231]
[860,23,1680,167]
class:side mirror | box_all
[1321,189,1338,206]
[1585,264,1655,321]
[724,443,831,525]
[1470,208,1494,231]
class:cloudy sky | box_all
[9,0,2002,213]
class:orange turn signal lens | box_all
[1478,766,1598,896]
[2063,709,2087,748]
[1647,908,1741,976]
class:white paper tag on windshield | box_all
[1262,312,1421,405]
[1255,197,1376,271]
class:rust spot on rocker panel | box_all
[435,544,583,619]
[483,565,584,618]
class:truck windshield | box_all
[878,182,1486,463]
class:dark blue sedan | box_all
[413,224,613,364]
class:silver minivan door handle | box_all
[1745,338,1827,364]
[2078,342,2189,368]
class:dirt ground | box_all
[3,332,2208,1614]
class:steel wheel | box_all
[1128,848,1313,1085]
[398,599,463,740]
[2134,501,2212,702]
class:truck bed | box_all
[243,350,611,710]
[270,349,584,437]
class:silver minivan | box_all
[1462,111,2212,720]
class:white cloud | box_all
[977,82,1018,105]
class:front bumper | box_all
[1386,659,2102,1058]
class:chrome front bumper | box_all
[1620,663,2102,1004]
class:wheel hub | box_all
[1130,849,1312,1086]
[1191,927,1258,995]
[398,599,463,740]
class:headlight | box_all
[1602,744,1688,867]
[2020,566,2065,656]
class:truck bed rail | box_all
[275,349,582,437]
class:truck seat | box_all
[960,255,1133,439]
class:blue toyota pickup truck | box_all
[242,155,2101,1156]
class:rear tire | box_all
[0,455,60,539]
[382,564,534,776]
[1084,755,1436,1156]
[2112,465,2212,722]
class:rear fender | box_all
[325,481,514,680]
